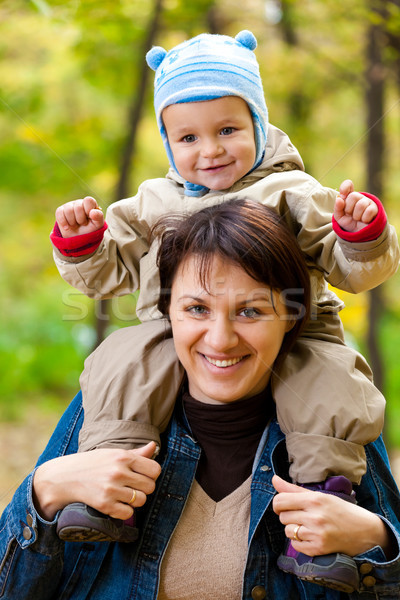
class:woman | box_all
[1,200,399,599]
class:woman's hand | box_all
[33,442,161,521]
[272,475,391,557]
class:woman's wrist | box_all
[372,516,397,560]
[355,512,393,558]
[32,460,68,521]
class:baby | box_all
[51,31,399,592]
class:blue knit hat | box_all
[146,30,268,197]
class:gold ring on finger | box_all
[293,524,302,542]
[128,488,136,506]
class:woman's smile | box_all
[203,354,245,368]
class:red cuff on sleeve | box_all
[332,193,387,243]
[50,222,108,257]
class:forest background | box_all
[1,0,400,509]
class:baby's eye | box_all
[182,134,197,143]
[220,127,234,136]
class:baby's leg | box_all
[57,320,184,543]
[78,319,184,452]
[272,332,385,485]
[273,319,385,592]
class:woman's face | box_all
[169,254,293,405]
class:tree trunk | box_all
[94,0,164,348]
[279,0,303,121]
[278,0,313,170]
[116,0,164,202]
[206,2,226,35]
[365,4,386,394]
[386,0,400,87]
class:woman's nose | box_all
[204,315,238,351]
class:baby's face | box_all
[163,96,256,191]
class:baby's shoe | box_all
[57,502,138,543]
[277,476,359,593]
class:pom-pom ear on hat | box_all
[146,46,167,71]
[235,30,257,51]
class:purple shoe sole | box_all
[57,502,138,543]
[277,552,359,593]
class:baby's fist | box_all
[334,181,377,232]
[55,197,104,238]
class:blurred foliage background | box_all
[1,0,399,456]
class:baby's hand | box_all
[334,179,378,233]
[55,196,104,238]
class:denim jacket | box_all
[1,392,400,600]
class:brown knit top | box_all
[182,386,274,501]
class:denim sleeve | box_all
[352,435,400,597]
[0,393,83,599]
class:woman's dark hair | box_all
[154,199,310,354]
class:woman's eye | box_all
[182,134,196,143]
[239,307,259,319]
[187,305,208,316]
[220,127,234,136]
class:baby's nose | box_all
[200,138,224,158]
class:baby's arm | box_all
[55,196,104,237]
[278,174,398,294]
[333,179,378,233]
[51,191,154,298]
